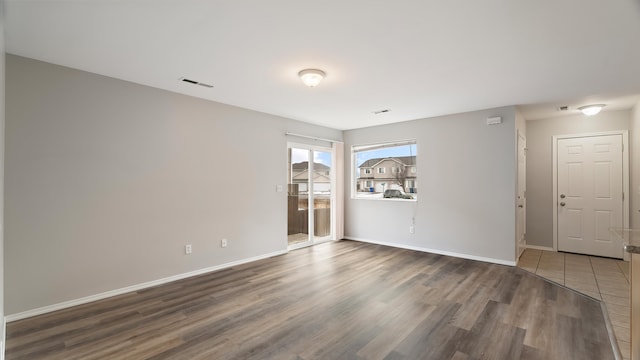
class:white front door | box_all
[557,134,624,258]
[517,132,526,258]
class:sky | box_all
[290,148,332,166]
[290,143,416,171]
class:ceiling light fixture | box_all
[298,69,326,87]
[578,104,605,116]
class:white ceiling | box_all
[5,0,640,130]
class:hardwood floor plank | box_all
[6,240,615,360]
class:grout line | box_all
[533,250,541,275]
[589,256,605,300]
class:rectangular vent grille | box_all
[180,78,214,88]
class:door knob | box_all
[560,202,566,206]
[518,205,523,208]
[560,194,566,199]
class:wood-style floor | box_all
[6,240,614,360]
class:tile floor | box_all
[518,249,631,360]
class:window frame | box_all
[351,139,417,201]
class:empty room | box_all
[1,1,640,359]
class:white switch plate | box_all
[185,244,192,254]
[409,225,415,234]
[276,185,284,192]
[221,239,228,248]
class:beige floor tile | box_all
[578,290,602,300]
[564,272,597,284]
[536,270,564,285]
[538,259,564,267]
[520,252,541,260]
[609,312,630,329]
[536,258,560,265]
[597,276,630,286]
[606,302,630,317]
[523,249,542,256]
[564,264,592,272]
[602,293,630,307]
[564,281,599,294]
[613,325,630,343]
[537,267,564,276]
[565,256,591,265]
[618,260,630,272]
[518,266,537,274]
[592,265,625,274]
[618,340,631,359]
[517,259,539,268]
[598,285,630,298]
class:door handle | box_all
[560,194,566,199]
[560,202,566,207]
[518,205,523,208]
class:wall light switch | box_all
[276,185,284,192]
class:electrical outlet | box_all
[409,225,415,234]
[221,239,228,248]
[185,244,192,254]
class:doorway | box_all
[517,131,526,258]
[287,144,334,249]
[553,132,629,259]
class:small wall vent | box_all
[180,77,214,88]
[557,105,569,111]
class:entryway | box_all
[287,143,334,249]
[553,132,629,259]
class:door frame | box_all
[552,130,629,253]
[516,130,526,258]
[287,142,336,250]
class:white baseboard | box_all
[5,249,288,322]
[525,244,555,252]
[343,237,516,266]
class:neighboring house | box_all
[357,156,417,193]
[291,161,331,194]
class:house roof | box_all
[292,162,330,171]
[359,156,416,168]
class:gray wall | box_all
[632,102,640,228]
[525,110,631,248]
[344,107,518,263]
[0,0,5,351]
[5,55,341,315]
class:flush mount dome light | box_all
[298,69,326,87]
[578,104,606,116]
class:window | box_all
[352,139,417,200]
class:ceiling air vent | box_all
[180,77,214,88]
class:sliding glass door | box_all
[287,144,333,249]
